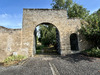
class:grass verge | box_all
[4,55,27,66]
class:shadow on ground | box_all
[45,53,97,63]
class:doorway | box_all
[70,33,79,51]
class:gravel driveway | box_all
[0,54,100,75]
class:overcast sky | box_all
[0,0,100,28]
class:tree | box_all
[51,0,89,19]
[38,24,56,46]
[80,12,100,48]
[68,3,89,19]
[94,9,100,21]
[51,0,73,10]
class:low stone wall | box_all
[0,26,21,62]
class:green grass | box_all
[36,50,42,54]
[36,45,44,54]
[4,55,27,65]
[36,45,57,54]
[36,45,44,50]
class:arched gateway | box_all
[34,23,61,55]
[22,9,82,57]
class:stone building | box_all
[0,9,91,62]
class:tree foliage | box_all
[51,0,72,10]
[80,9,100,48]
[68,3,89,19]
[94,9,100,21]
[38,24,56,46]
[51,0,89,19]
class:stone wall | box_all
[0,26,21,62]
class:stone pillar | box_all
[21,22,34,57]
[60,33,71,55]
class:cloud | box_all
[0,14,9,18]
[0,13,22,29]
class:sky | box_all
[0,0,100,29]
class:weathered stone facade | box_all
[0,9,92,62]
[0,26,21,62]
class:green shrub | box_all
[83,48,100,57]
[4,55,26,63]
[36,45,45,54]
[36,45,44,50]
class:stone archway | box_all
[21,9,81,57]
[34,22,61,55]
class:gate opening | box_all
[34,23,60,55]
